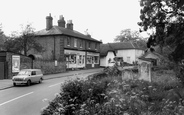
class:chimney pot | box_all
[58,15,65,28]
[66,20,73,30]
[46,13,53,30]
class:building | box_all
[28,14,101,70]
[138,50,166,66]
[100,42,144,67]
[100,43,116,67]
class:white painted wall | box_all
[116,49,144,64]
[100,51,115,67]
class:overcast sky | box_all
[0,0,146,43]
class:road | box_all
[0,72,96,115]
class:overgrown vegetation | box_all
[41,64,184,115]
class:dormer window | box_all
[67,37,71,46]
[74,38,77,47]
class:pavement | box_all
[0,68,103,90]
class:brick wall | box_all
[33,60,66,75]
[6,52,32,79]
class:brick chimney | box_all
[46,13,53,30]
[66,20,73,30]
[58,15,65,28]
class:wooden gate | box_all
[0,62,5,79]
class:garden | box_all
[41,65,184,115]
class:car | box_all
[12,69,43,86]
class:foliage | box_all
[4,24,43,55]
[41,65,184,115]
[103,64,122,77]
[0,24,7,50]
[114,29,147,49]
[138,0,184,63]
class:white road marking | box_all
[0,92,34,106]
[48,82,63,88]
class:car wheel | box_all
[39,78,43,83]
[27,80,31,86]
[13,83,16,86]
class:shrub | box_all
[41,65,184,115]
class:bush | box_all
[41,65,184,115]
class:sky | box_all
[0,0,147,43]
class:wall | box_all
[116,49,136,64]
[100,56,107,67]
[6,52,32,79]
[100,51,115,67]
[32,35,64,61]
[135,49,144,61]
[33,60,66,75]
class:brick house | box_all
[28,14,101,70]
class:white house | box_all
[100,43,116,67]
[100,42,144,67]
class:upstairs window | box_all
[95,43,98,50]
[74,38,77,47]
[67,37,71,46]
[88,42,91,49]
[79,40,83,48]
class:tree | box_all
[114,29,147,49]
[138,0,184,63]
[4,24,43,55]
[0,24,7,50]
[138,0,184,83]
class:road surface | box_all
[0,72,96,115]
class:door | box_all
[0,62,5,79]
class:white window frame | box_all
[74,38,77,47]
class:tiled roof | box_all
[100,42,142,57]
[35,26,101,42]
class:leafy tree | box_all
[0,24,6,50]
[4,24,43,55]
[138,0,184,63]
[138,0,184,83]
[114,29,147,49]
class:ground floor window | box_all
[87,55,99,64]
[65,54,76,64]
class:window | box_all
[127,57,130,63]
[87,56,92,64]
[79,40,83,48]
[88,42,91,49]
[74,38,77,47]
[31,71,36,75]
[67,37,71,46]
[79,55,82,64]
[94,56,99,64]
[95,43,97,50]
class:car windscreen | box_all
[18,70,31,75]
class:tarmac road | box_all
[0,71,98,115]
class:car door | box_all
[35,70,41,81]
[31,71,37,82]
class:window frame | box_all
[67,37,71,46]
[74,38,77,47]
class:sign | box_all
[12,55,20,72]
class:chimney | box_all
[46,13,53,30]
[66,20,73,30]
[58,15,65,28]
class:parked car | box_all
[12,69,43,86]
